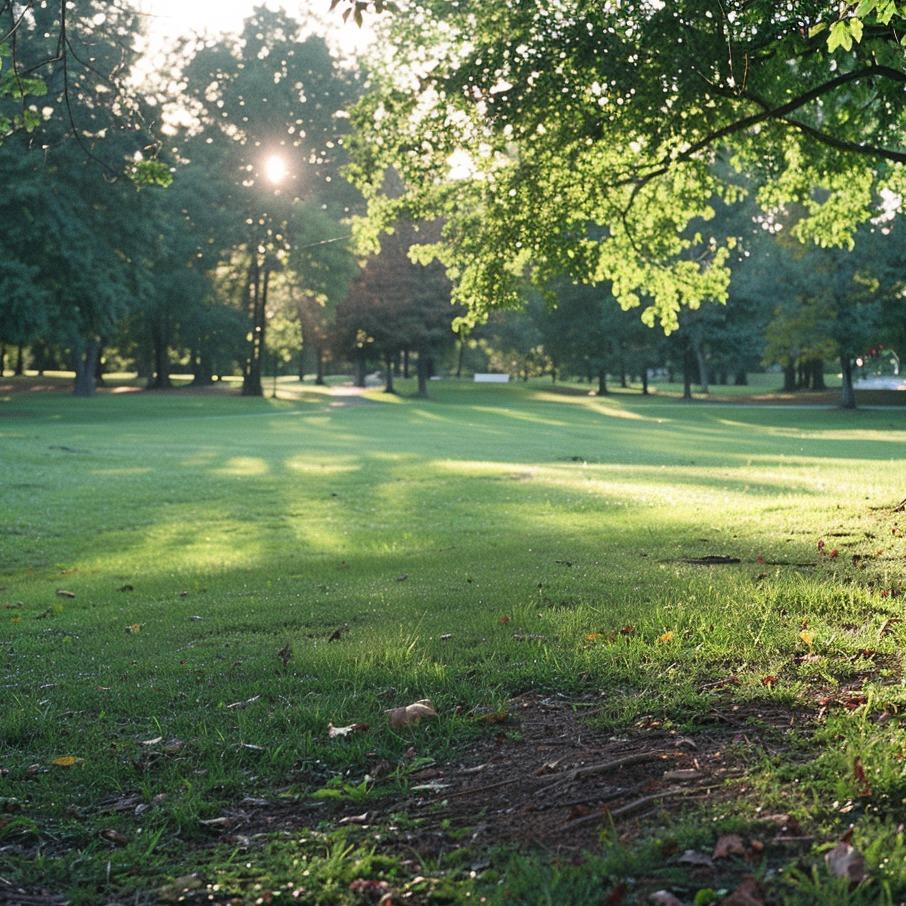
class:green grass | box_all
[1,379,905,904]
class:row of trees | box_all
[0,1,903,408]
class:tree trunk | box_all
[840,356,856,409]
[641,367,649,395]
[384,352,395,393]
[354,348,367,388]
[14,344,25,376]
[403,349,410,379]
[73,341,98,397]
[0,343,5,377]
[782,361,797,392]
[734,370,748,386]
[619,360,627,388]
[691,337,708,393]
[456,336,465,378]
[416,352,428,397]
[811,359,826,390]
[597,368,608,395]
[682,343,693,400]
[315,344,326,385]
[149,324,172,389]
[298,321,306,381]
[242,255,266,397]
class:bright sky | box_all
[137,0,373,59]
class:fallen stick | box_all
[559,787,683,832]
[536,751,667,797]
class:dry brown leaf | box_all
[386,699,438,730]
[99,828,129,847]
[328,721,369,739]
[658,630,675,643]
[498,615,511,625]
[55,589,76,598]
[760,674,778,687]
[722,878,765,906]
[824,841,867,883]
[713,833,747,860]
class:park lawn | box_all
[1,380,905,905]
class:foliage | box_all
[348,0,905,331]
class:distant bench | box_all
[473,373,510,383]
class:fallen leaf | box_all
[713,833,747,859]
[658,631,675,643]
[328,722,369,739]
[125,623,142,634]
[677,849,714,868]
[498,615,511,625]
[386,699,438,730]
[649,892,684,906]
[50,756,81,767]
[620,624,635,635]
[339,812,369,825]
[99,828,128,846]
[141,737,163,746]
[824,841,867,883]
[396,574,409,582]
[55,589,76,598]
[439,633,453,641]
[585,632,603,642]
[760,675,778,687]
[817,539,826,551]
[829,549,839,559]
[277,643,292,668]
[799,630,815,647]
[722,877,765,906]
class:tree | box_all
[180,8,359,395]
[348,1,905,335]
[334,221,457,396]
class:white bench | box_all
[473,373,510,383]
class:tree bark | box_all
[403,349,410,379]
[734,370,748,386]
[14,344,24,376]
[456,336,465,378]
[840,356,856,409]
[0,343,5,377]
[384,352,395,393]
[73,340,98,397]
[416,352,429,397]
[641,367,649,395]
[619,360,627,388]
[597,368,609,395]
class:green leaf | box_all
[808,21,828,37]
[849,17,864,41]
[854,0,876,17]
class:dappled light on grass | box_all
[1,383,905,901]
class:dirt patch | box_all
[187,694,807,858]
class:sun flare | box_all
[263,154,289,186]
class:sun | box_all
[263,154,289,186]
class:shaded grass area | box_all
[1,381,905,904]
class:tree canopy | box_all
[347,0,905,330]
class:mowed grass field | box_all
[2,380,906,905]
